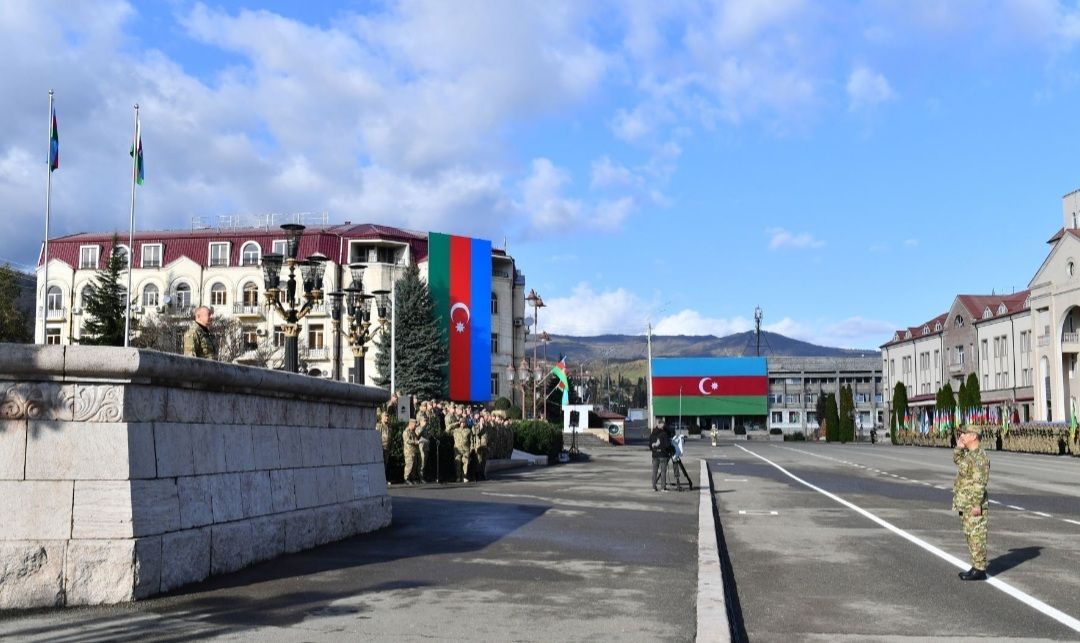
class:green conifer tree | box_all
[891,381,908,444]
[373,264,446,400]
[965,372,981,414]
[825,392,840,442]
[80,236,134,346]
[0,263,32,343]
[839,384,855,443]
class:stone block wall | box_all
[0,345,391,609]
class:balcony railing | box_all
[306,347,329,360]
[306,302,327,315]
[232,303,264,317]
[948,362,964,373]
[1037,334,1051,347]
[41,306,66,320]
[1063,332,1079,345]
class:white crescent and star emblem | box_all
[450,302,471,333]
[698,377,719,395]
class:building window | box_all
[141,243,163,268]
[308,324,324,349]
[243,326,258,350]
[142,284,159,307]
[771,411,783,424]
[80,285,93,309]
[806,393,817,404]
[46,286,63,312]
[956,346,965,366]
[807,412,818,425]
[240,242,261,266]
[856,393,868,403]
[174,283,192,310]
[242,282,259,307]
[273,325,285,348]
[79,246,99,269]
[491,332,499,354]
[491,292,498,315]
[789,411,800,423]
[210,282,227,306]
[271,239,287,256]
[46,328,61,345]
[209,242,230,267]
[116,245,130,269]
[491,373,499,397]
[768,393,783,404]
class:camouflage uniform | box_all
[471,419,488,481]
[450,417,472,482]
[402,420,421,483]
[182,322,218,360]
[953,430,990,572]
[416,409,432,480]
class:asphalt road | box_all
[704,440,1080,642]
[0,446,700,643]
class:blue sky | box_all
[3,1,1080,349]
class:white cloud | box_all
[542,283,649,335]
[590,156,636,189]
[767,227,824,250]
[846,65,896,111]
[654,310,754,336]
[519,158,639,236]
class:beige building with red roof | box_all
[882,189,1080,425]
[34,216,528,399]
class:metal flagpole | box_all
[41,90,56,344]
[124,104,139,348]
[390,264,397,395]
[646,321,654,425]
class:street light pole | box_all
[261,224,326,373]
[525,288,545,420]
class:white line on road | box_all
[989,499,1001,505]
[1064,519,1080,527]
[1007,505,1026,511]
[723,479,748,482]
[735,444,1080,634]
[1034,512,1053,518]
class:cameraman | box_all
[650,421,672,492]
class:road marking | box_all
[935,485,950,490]
[1064,519,1080,527]
[1007,505,1026,511]
[989,499,1001,505]
[735,445,1080,634]
[737,510,779,516]
[712,462,735,466]
[723,478,748,482]
[1033,512,1053,518]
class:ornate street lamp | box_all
[261,224,325,373]
[340,262,378,384]
[372,288,395,393]
[327,290,344,381]
[525,289,545,420]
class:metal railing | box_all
[1063,332,1079,344]
[232,304,264,316]
[306,347,329,360]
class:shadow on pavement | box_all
[987,546,1042,575]
[0,495,548,643]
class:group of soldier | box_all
[377,394,515,484]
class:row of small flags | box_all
[47,100,144,182]
[895,406,1021,436]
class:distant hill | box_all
[537,330,879,364]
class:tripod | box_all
[670,456,693,490]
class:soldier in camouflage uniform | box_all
[953,425,990,581]
[416,403,432,481]
[449,408,473,482]
[402,419,421,484]
[376,411,391,460]
[182,306,218,360]
[471,413,489,481]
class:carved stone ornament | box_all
[71,386,125,422]
[0,383,68,420]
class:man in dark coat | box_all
[650,422,672,492]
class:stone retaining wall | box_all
[0,345,391,610]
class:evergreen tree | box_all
[825,393,840,442]
[839,384,855,443]
[891,381,908,444]
[936,382,956,413]
[815,391,827,437]
[958,379,969,412]
[0,263,31,343]
[80,236,134,346]
[965,372,981,414]
[373,264,445,400]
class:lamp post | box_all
[525,289,545,420]
[327,291,344,381]
[372,288,394,392]
[517,358,530,418]
[340,262,378,384]
[261,224,326,373]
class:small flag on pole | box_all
[49,107,59,171]
[129,121,144,185]
[551,355,570,406]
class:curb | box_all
[697,459,731,642]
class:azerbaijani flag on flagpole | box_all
[428,232,492,402]
[129,119,144,185]
[651,357,767,415]
[48,107,59,171]
[552,355,569,406]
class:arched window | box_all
[210,282,227,306]
[491,292,498,315]
[241,242,261,266]
[242,282,260,307]
[46,286,63,312]
[174,283,192,310]
[142,284,159,307]
[116,245,130,269]
[80,285,93,308]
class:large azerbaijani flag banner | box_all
[652,357,767,416]
[428,232,492,402]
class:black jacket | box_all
[650,428,672,459]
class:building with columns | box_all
[34,218,528,399]
[882,189,1080,425]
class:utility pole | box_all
[754,305,763,357]
[646,321,654,426]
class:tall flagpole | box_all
[124,104,139,347]
[41,90,55,344]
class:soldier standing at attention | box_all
[953,425,990,581]
[472,413,489,481]
[402,419,421,484]
[182,306,218,360]
[451,411,473,482]
[416,403,432,482]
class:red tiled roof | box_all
[40,223,432,269]
[1048,227,1065,243]
[880,312,948,348]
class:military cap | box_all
[960,425,983,437]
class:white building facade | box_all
[35,221,527,400]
